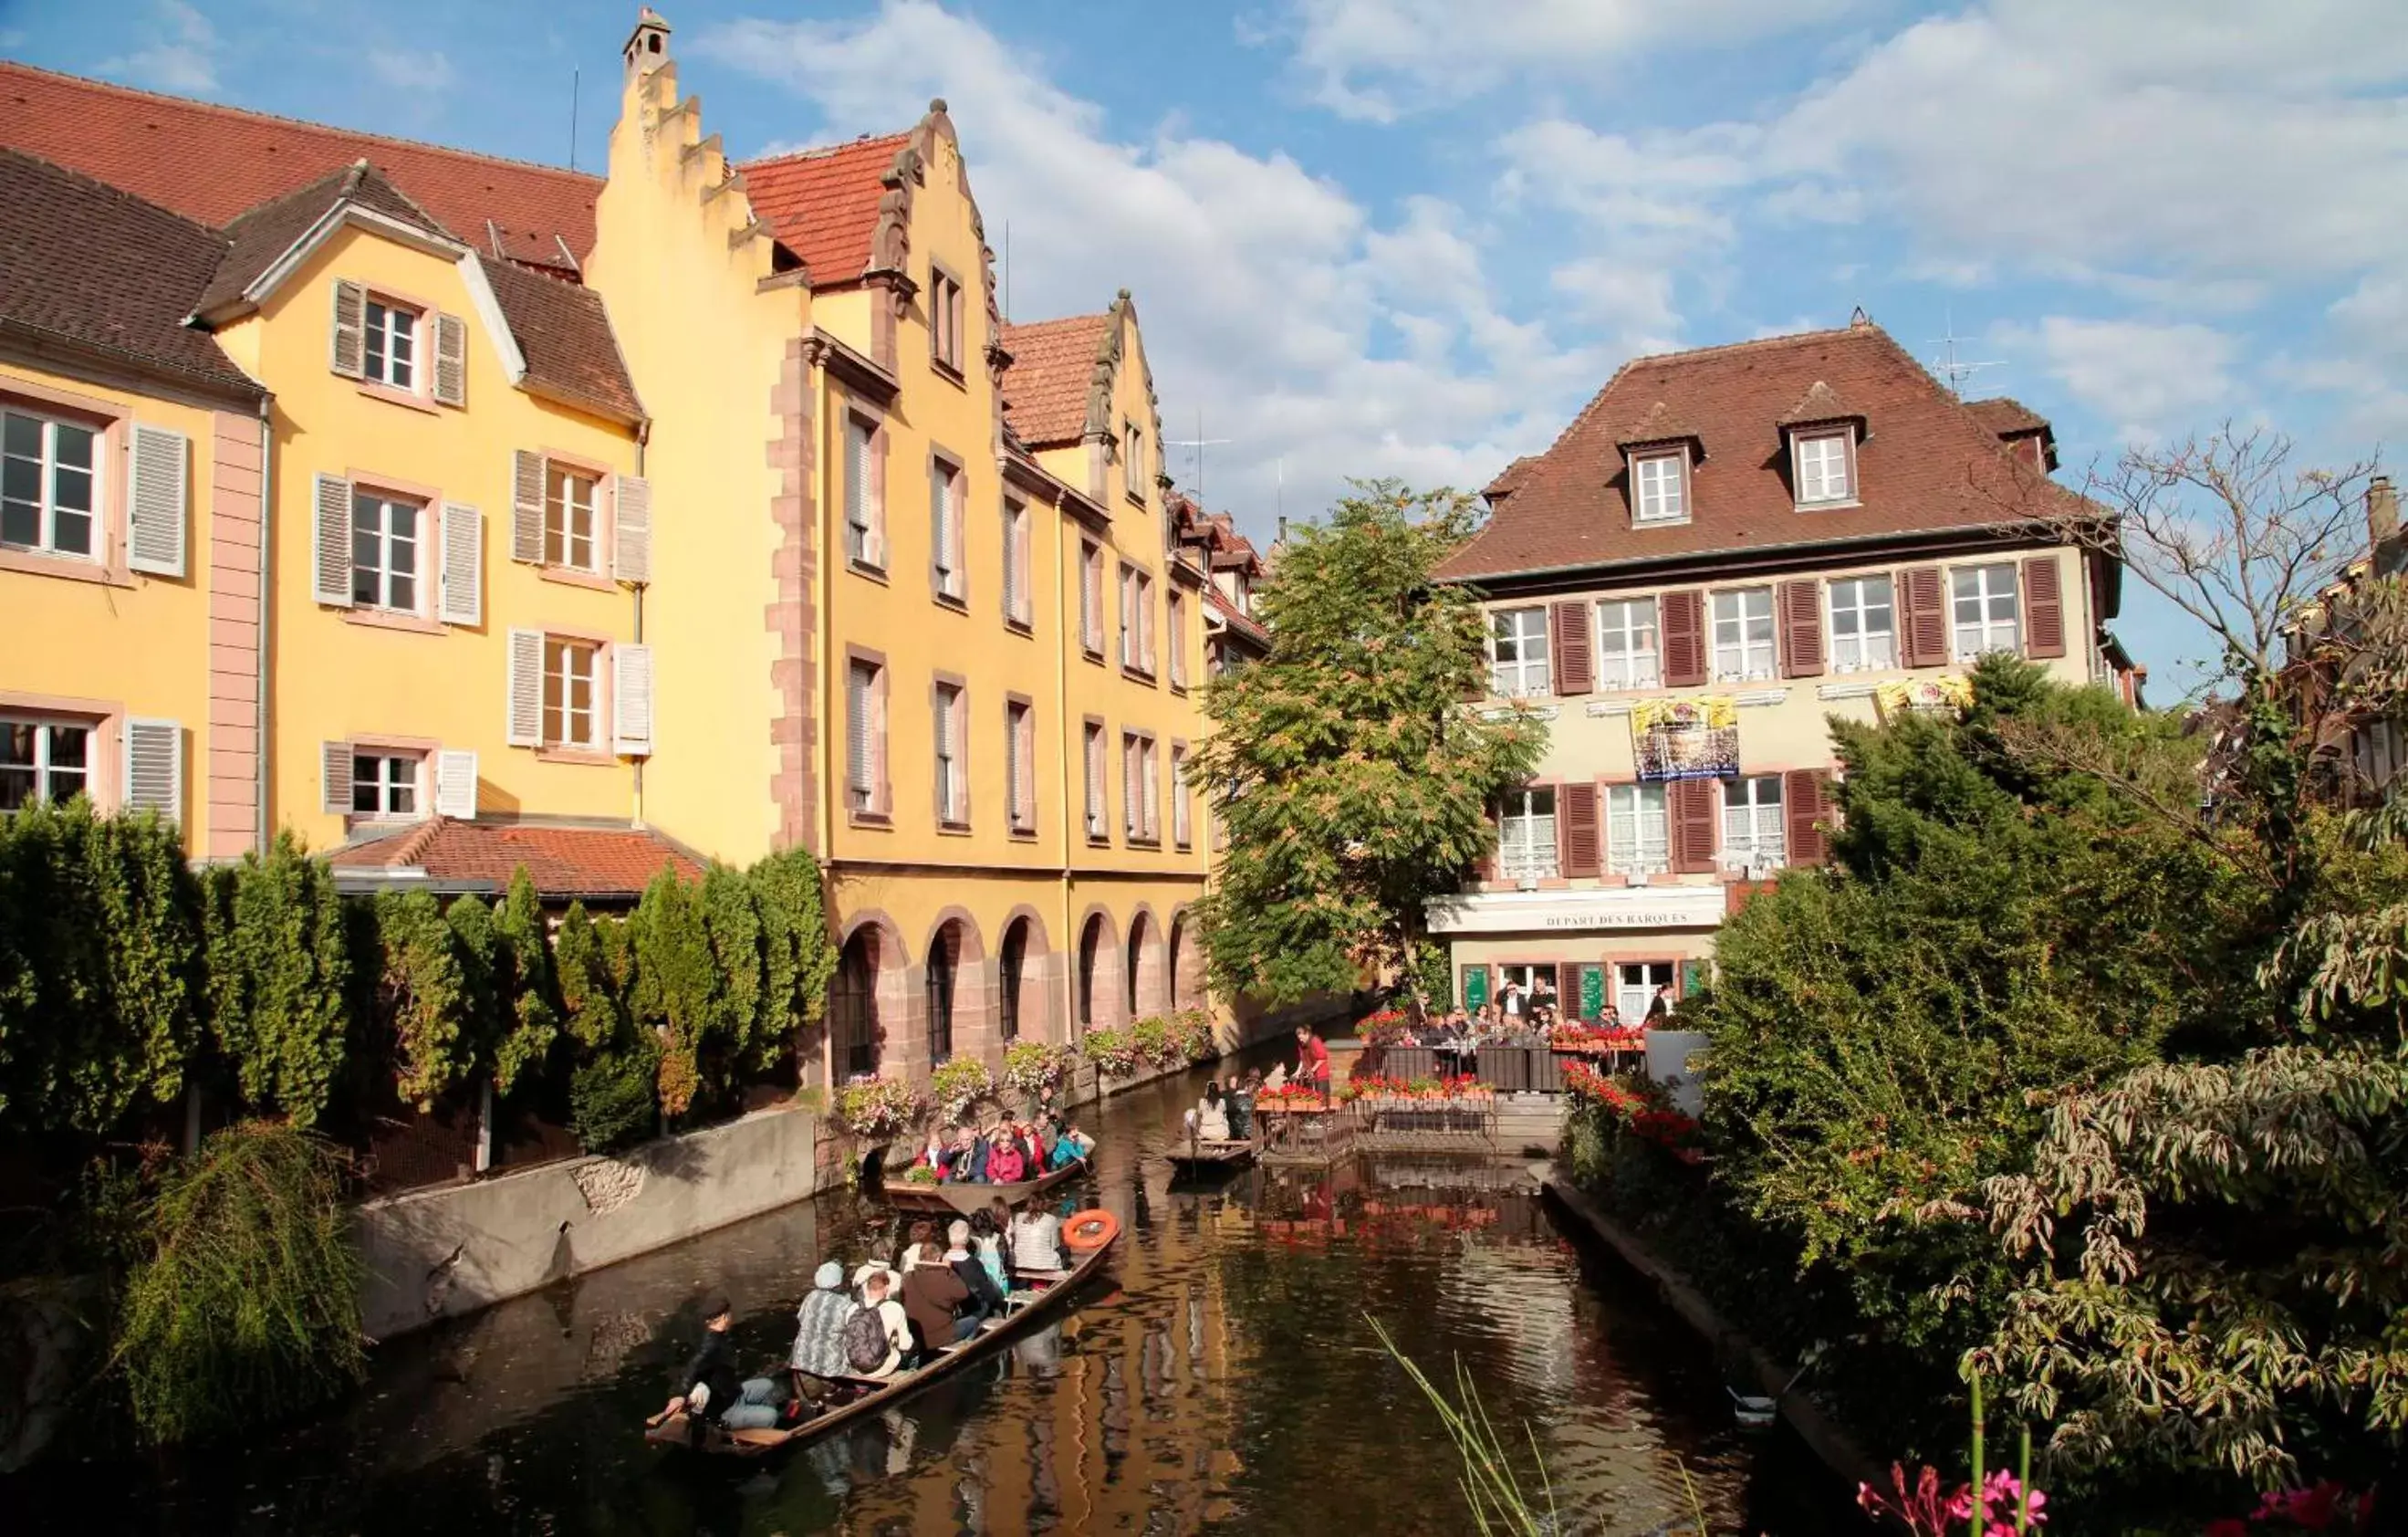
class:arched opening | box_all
[925,920,961,1067]
[1126,910,1153,1019]
[1078,914,1107,1030]
[998,918,1028,1043]
[831,929,881,1080]
[1168,914,1194,1010]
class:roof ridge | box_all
[1621,323,1867,371]
[0,143,225,245]
[0,60,599,189]
[736,129,912,170]
[1003,311,1111,332]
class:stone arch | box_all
[829,912,908,1084]
[1125,904,1163,1019]
[919,912,984,1073]
[1075,905,1121,1034]
[1167,905,1205,1012]
[995,907,1054,1048]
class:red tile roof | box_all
[738,133,913,288]
[0,61,598,272]
[482,258,644,425]
[328,819,703,900]
[0,148,259,398]
[1963,396,2051,438]
[1001,313,1113,447]
[1436,320,2091,581]
[194,160,454,318]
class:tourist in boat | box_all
[945,1218,1006,1332]
[856,1268,911,1377]
[1293,1024,1331,1094]
[944,1124,990,1184]
[912,1123,954,1178]
[1646,982,1675,1023]
[789,1260,863,1387]
[967,1207,1011,1293]
[985,1127,1029,1184]
[1034,1115,1060,1167]
[662,1295,795,1433]
[1051,1116,1095,1167]
[1192,1081,1232,1141]
[899,1218,943,1272]
[1226,1070,1259,1138]
[900,1243,974,1352]
[1010,1202,1066,1272]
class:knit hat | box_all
[815,1260,843,1289]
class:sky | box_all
[7,0,2406,699]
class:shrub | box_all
[1082,1025,1141,1079]
[834,1076,923,1139]
[370,889,470,1112]
[201,831,350,1127]
[1128,1014,1177,1068]
[487,870,559,1095]
[1002,1039,1075,1103]
[929,1055,996,1124]
[569,1036,660,1155]
[1173,1007,1218,1061]
[113,1122,365,1444]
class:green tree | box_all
[372,889,468,1111]
[203,831,350,1126]
[1191,481,1542,1006]
[752,845,837,1066]
[487,869,559,1094]
[554,900,626,1051]
[629,868,714,1116]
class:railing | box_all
[1365,1044,1569,1094]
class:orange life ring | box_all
[1062,1208,1119,1251]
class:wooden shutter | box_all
[320,742,353,815]
[2022,554,2066,658]
[311,474,353,606]
[1777,579,1825,678]
[1669,779,1716,873]
[511,451,547,563]
[329,278,365,377]
[1783,768,1829,866]
[433,312,467,406]
[122,718,182,825]
[1551,601,1594,695]
[438,503,483,625]
[1559,781,1600,877]
[613,643,654,757]
[1558,962,1582,1012]
[1902,566,1947,667]
[434,750,479,819]
[506,629,543,747]
[1660,589,1706,687]
[127,424,189,577]
[611,474,652,584]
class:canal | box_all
[19,1056,1851,1535]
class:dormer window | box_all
[1631,449,1690,525]
[1793,430,1855,506]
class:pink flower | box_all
[2255,1483,2343,1531]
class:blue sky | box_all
[9,0,2406,698]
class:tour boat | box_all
[880,1155,1089,1217]
[1166,1138,1256,1176]
[643,1229,1116,1457]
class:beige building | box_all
[1431,317,2137,1021]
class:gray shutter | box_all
[127,424,189,578]
[847,664,872,797]
[311,474,353,607]
[511,451,546,563]
[612,643,653,757]
[611,473,652,584]
[438,503,483,625]
[122,718,182,825]
[320,742,353,815]
[434,749,479,819]
[329,279,365,378]
[506,628,544,747]
[433,311,467,406]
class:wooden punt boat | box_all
[880,1156,1088,1216]
[1166,1139,1256,1176]
[643,1231,1116,1457]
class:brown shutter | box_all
[320,742,352,815]
[1778,579,1825,678]
[1902,566,1947,667]
[1557,962,1581,1012]
[1670,779,1717,873]
[1783,768,1829,866]
[1560,781,1600,876]
[1551,601,1593,695]
[1660,589,1706,687]
[2022,554,2065,658]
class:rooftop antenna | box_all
[1928,306,2004,399]
[568,68,579,172]
[1165,407,1230,507]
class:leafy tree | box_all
[752,846,838,1069]
[203,831,350,1126]
[1191,481,1542,1007]
[553,900,625,1051]
[372,889,467,1111]
[629,868,714,1116]
[701,863,766,1078]
[488,869,559,1094]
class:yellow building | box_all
[1432,319,2141,1019]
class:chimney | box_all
[624,6,672,84]
[2368,475,2398,550]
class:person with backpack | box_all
[846,1269,911,1377]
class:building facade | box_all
[1431,318,2136,1021]
[0,10,1256,1095]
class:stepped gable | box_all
[737,131,914,287]
[1000,313,1113,447]
[1436,321,2090,581]
[0,60,597,271]
[0,147,258,397]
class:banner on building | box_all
[1875,675,1973,721]
[1631,696,1740,781]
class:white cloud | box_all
[695,1,1608,534]
[1992,317,2239,442]
[366,47,455,95]
[98,0,221,95]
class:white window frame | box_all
[1003,497,1029,626]
[1793,431,1853,506]
[1710,587,1776,683]
[350,751,422,819]
[843,413,881,569]
[543,462,600,572]
[1604,783,1669,876]
[1631,450,1688,525]
[1084,722,1108,839]
[1498,787,1558,881]
[1952,563,2021,661]
[351,489,423,613]
[1720,775,1786,872]
[931,456,964,602]
[1168,592,1188,687]
[1080,543,1105,654]
[0,716,95,811]
[934,681,965,824]
[1616,961,1675,1023]
[1827,576,1897,674]
[362,297,421,392]
[1172,746,1192,847]
[542,636,600,751]
[0,407,101,560]
[1595,598,1660,690]
[1489,607,1550,697]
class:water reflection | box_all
[11,1057,1847,1535]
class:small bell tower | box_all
[624,6,672,84]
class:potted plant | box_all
[1173,1007,1218,1062]
[1082,1025,1141,1080]
[1002,1039,1075,1107]
[833,1075,923,1141]
[1128,1014,1177,1069]
[929,1055,996,1126]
